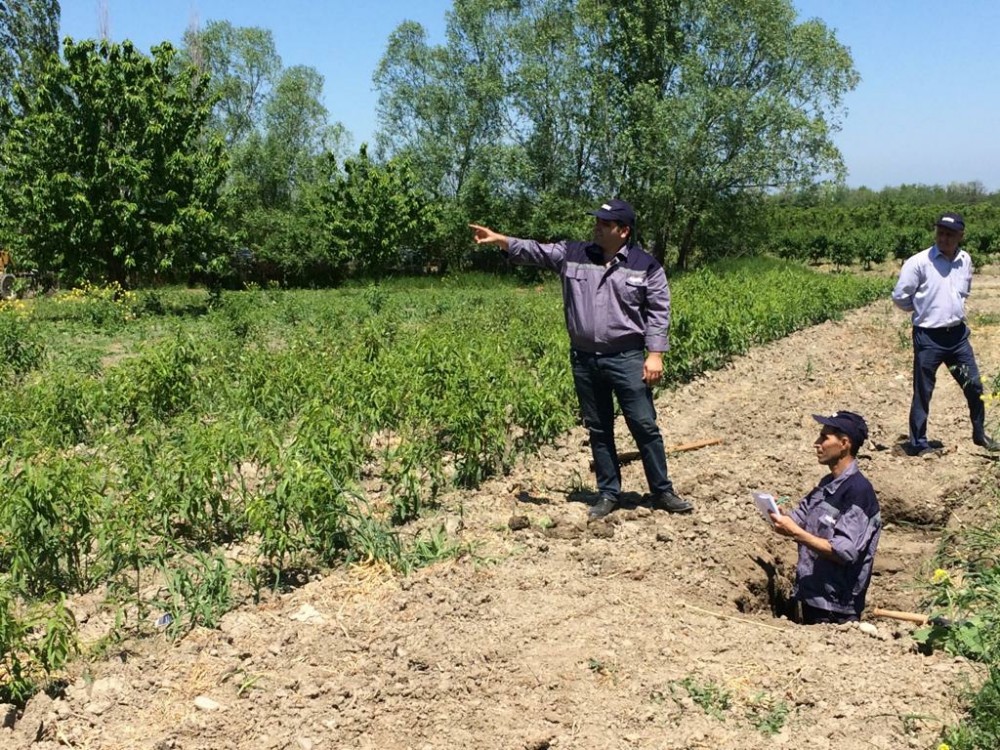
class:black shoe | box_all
[974,435,1000,452]
[649,491,694,514]
[588,494,618,521]
[896,442,931,457]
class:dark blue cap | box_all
[588,198,636,228]
[813,410,868,450]
[936,212,965,232]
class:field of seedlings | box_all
[0,259,890,703]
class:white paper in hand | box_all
[753,492,780,526]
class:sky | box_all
[59,0,1000,192]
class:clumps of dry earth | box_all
[6,270,1000,750]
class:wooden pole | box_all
[870,607,928,624]
[592,438,723,469]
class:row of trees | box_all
[0,8,444,286]
[762,187,1000,268]
[0,0,890,287]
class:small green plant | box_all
[236,671,263,697]
[671,676,732,720]
[0,302,45,379]
[899,712,935,736]
[918,523,1000,748]
[897,325,911,351]
[970,312,1000,327]
[913,544,1000,661]
[363,283,387,314]
[154,551,235,639]
[214,291,262,340]
[746,692,790,735]
[586,657,616,677]
[535,515,555,530]
[53,282,137,329]
[938,668,1000,749]
[404,525,467,572]
[346,514,405,570]
[0,581,78,704]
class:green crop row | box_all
[0,260,889,702]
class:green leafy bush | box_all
[0,303,44,378]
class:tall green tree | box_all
[252,65,348,209]
[0,39,227,285]
[181,20,280,147]
[323,145,437,275]
[182,20,350,261]
[374,3,513,200]
[374,0,858,268]
[598,0,858,266]
[0,0,60,120]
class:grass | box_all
[659,677,791,735]
[919,512,1000,748]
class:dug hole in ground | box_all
[17,269,1000,750]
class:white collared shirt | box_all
[891,245,972,328]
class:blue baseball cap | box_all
[813,410,868,450]
[588,198,636,228]
[935,212,965,232]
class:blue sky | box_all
[60,1,1000,191]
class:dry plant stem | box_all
[681,601,791,633]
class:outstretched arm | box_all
[469,224,509,251]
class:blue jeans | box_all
[570,348,674,498]
[909,324,986,449]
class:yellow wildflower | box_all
[931,569,950,585]
[938,743,951,750]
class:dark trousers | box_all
[909,323,986,450]
[570,348,674,498]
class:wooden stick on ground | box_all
[667,437,724,454]
[681,601,791,633]
[592,438,724,469]
[870,607,929,624]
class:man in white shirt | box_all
[891,212,998,454]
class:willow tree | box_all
[374,0,858,267]
[0,0,60,121]
[596,0,859,266]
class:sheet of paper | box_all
[752,492,779,525]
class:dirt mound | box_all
[8,269,1000,750]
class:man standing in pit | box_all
[770,411,881,625]
[470,199,692,521]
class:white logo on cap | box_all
[601,204,612,210]
[941,217,955,223]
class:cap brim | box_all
[588,209,615,221]
[935,221,965,231]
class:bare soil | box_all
[8,269,1000,750]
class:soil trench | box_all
[14,269,1000,750]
